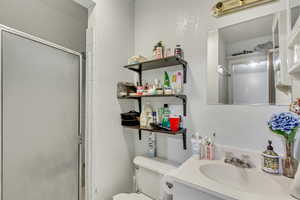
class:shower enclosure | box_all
[0,25,83,200]
[226,52,270,105]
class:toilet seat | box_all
[113,193,152,200]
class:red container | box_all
[169,117,180,132]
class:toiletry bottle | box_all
[136,82,144,96]
[147,115,154,129]
[206,138,212,160]
[148,132,156,158]
[191,132,200,156]
[164,71,170,88]
[156,80,163,95]
[199,137,205,159]
[140,105,147,128]
[191,132,203,159]
[148,84,156,95]
[145,103,153,129]
[200,137,206,159]
[203,136,209,160]
[144,102,153,113]
[262,140,280,174]
[144,82,149,95]
[175,71,183,94]
[152,112,157,125]
[204,134,215,160]
[179,115,183,129]
[153,43,158,58]
[154,79,159,88]
[153,41,163,59]
[164,72,172,95]
[165,48,172,57]
[156,108,162,125]
[162,104,171,128]
[140,103,153,128]
[209,133,216,160]
[165,104,171,129]
[171,73,177,94]
[174,44,183,58]
[155,41,164,59]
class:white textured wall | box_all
[0,0,88,52]
[207,30,220,104]
[218,32,228,104]
[91,0,135,199]
[134,0,289,163]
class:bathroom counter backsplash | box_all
[213,143,269,169]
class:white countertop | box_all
[169,156,295,200]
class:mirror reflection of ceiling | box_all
[219,14,273,43]
[233,61,268,73]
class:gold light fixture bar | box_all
[212,0,278,17]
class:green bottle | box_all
[164,71,170,89]
[162,104,171,128]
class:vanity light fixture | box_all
[212,0,278,17]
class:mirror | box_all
[289,0,300,31]
[207,12,292,105]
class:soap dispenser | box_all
[262,140,280,174]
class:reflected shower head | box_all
[217,65,231,76]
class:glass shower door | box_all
[231,61,269,105]
[1,30,81,200]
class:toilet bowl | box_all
[113,156,178,200]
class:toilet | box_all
[113,156,178,200]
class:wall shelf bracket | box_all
[182,129,187,150]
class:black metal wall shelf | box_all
[118,94,187,116]
[124,56,188,83]
[123,126,187,150]
[121,56,188,150]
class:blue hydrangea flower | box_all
[268,112,300,141]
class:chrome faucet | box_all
[224,153,252,168]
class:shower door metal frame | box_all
[0,24,84,200]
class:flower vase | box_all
[283,141,298,178]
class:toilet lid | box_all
[113,193,152,200]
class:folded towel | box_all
[290,166,300,200]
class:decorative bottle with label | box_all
[262,140,280,174]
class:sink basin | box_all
[199,163,284,196]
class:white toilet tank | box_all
[133,156,178,200]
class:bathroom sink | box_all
[199,163,284,195]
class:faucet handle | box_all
[241,154,252,168]
[224,152,234,163]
